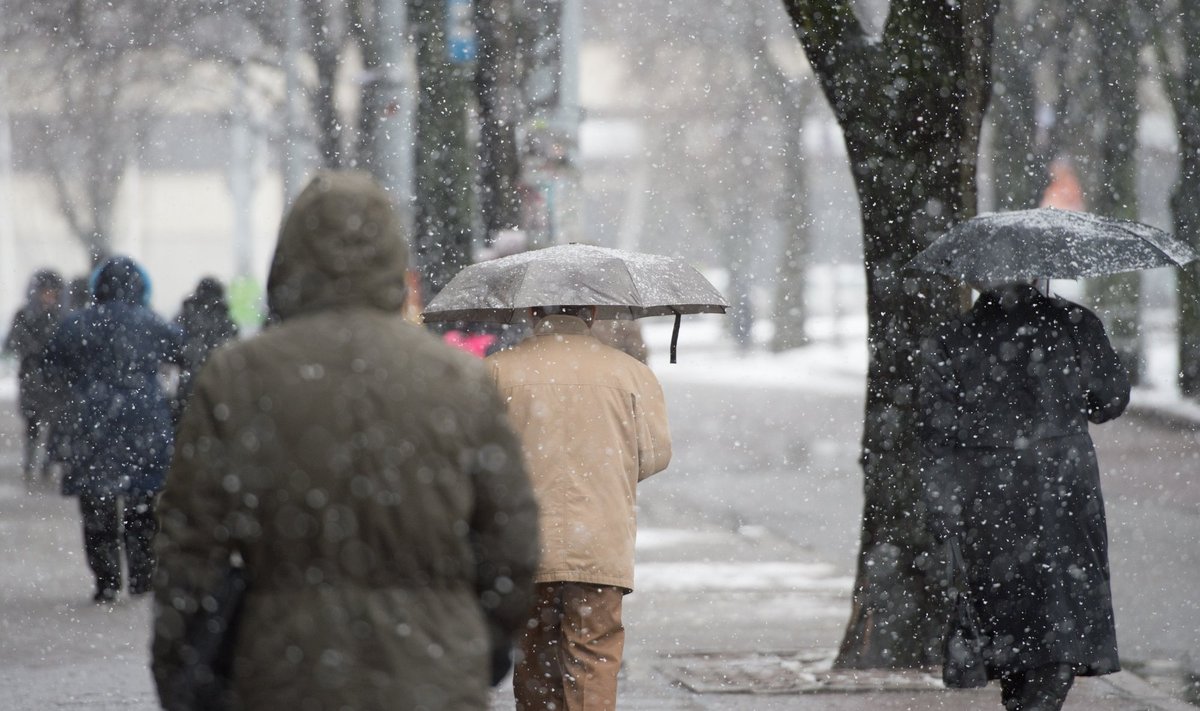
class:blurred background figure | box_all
[590,318,649,363]
[443,229,531,357]
[64,276,93,313]
[45,256,182,603]
[173,276,238,422]
[3,269,65,482]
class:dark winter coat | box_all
[44,257,182,497]
[918,284,1129,679]
[173,281,238,414]
[152,171,540,711]
[4,303,62,418]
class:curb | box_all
[1099,671,1198,711]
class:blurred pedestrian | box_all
[488,305,672,711]
[918,280,1130,711]
[172,276,238,421]
[4,269,64,481]
[151,171,540,711]
[44,257,183,603]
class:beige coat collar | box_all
[533,315,591,337]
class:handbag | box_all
[163,563,247,711]
[942,537,988,689]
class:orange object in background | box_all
[1040,159,1085,212]
[403,269,424,323]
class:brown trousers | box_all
[514,582,626,711]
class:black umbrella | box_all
[905,208,1198,282]
[422,244,728,362]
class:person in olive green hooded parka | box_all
[151,171,540,711]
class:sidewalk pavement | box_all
[1,390,1196,710]
[491,494,1195,710]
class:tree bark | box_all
[475,0,522,241]
[768,51,814,352]
[989,2,1042,210]
[303,0,345,168]
[1086,0,1142,383]
[1164,4,1200,396]
[412,0,476,301]
[782,0,997,668]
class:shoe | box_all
[129,583,152,596]
[92,589,118,604]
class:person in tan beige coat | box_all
[487,307,671,711]
[151,171,540,711]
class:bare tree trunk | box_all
[1086,0,1142,383]
[412,0,476,300]
[989,2,1042,210]
[303,0,344,168]
[475,0,522,241]
[782,0,998,668]
[1163,5,1200,396]
[768,56,814,352]
[770,117,811,352]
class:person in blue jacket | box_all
[45,256,182,603]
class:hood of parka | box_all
[267,171,409,322]
[92,256,151,306]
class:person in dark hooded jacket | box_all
[917,282,1130,711]
[44,256,182,603]
[152,171,539,711]
[172,276,238,421]
[4,269,64,480]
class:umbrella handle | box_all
[670,312,681,364]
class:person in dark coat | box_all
[917,282,1130,711]
[44,256,183,603]
[4,269,64,480]
[152,172,540,711]
[172,276,238,421]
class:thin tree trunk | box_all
[989,2,1042,210]
[1087,0,1142,382]
[303,0,344,168]
[1167,4,1200,395]
[412,0,476,301]
[475,0,522,241]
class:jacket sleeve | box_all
[633,371,672,481]
[467,377,540,681]
[916,334,963,543]
[1071,306,1130,424]
[151,364,237,704]
[3,310,26,356]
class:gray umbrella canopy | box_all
[422,244,728,323]
[906,208,1197,282]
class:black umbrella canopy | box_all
[906,208,1198,282]
[422,244,728,324]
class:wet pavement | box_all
[1,334,1198,709]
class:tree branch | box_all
[780,0,875,123]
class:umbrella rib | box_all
[619,258,648,318]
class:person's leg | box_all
[79,493,121,601]
[558,584,625,711]
[122,491,158,594]
[22,413,39,480]
[999,670,1028,711]
[1018,664,1074,711]
[515,583,565,711]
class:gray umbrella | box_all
[905,208,1198,282]
[422,244,727,362]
